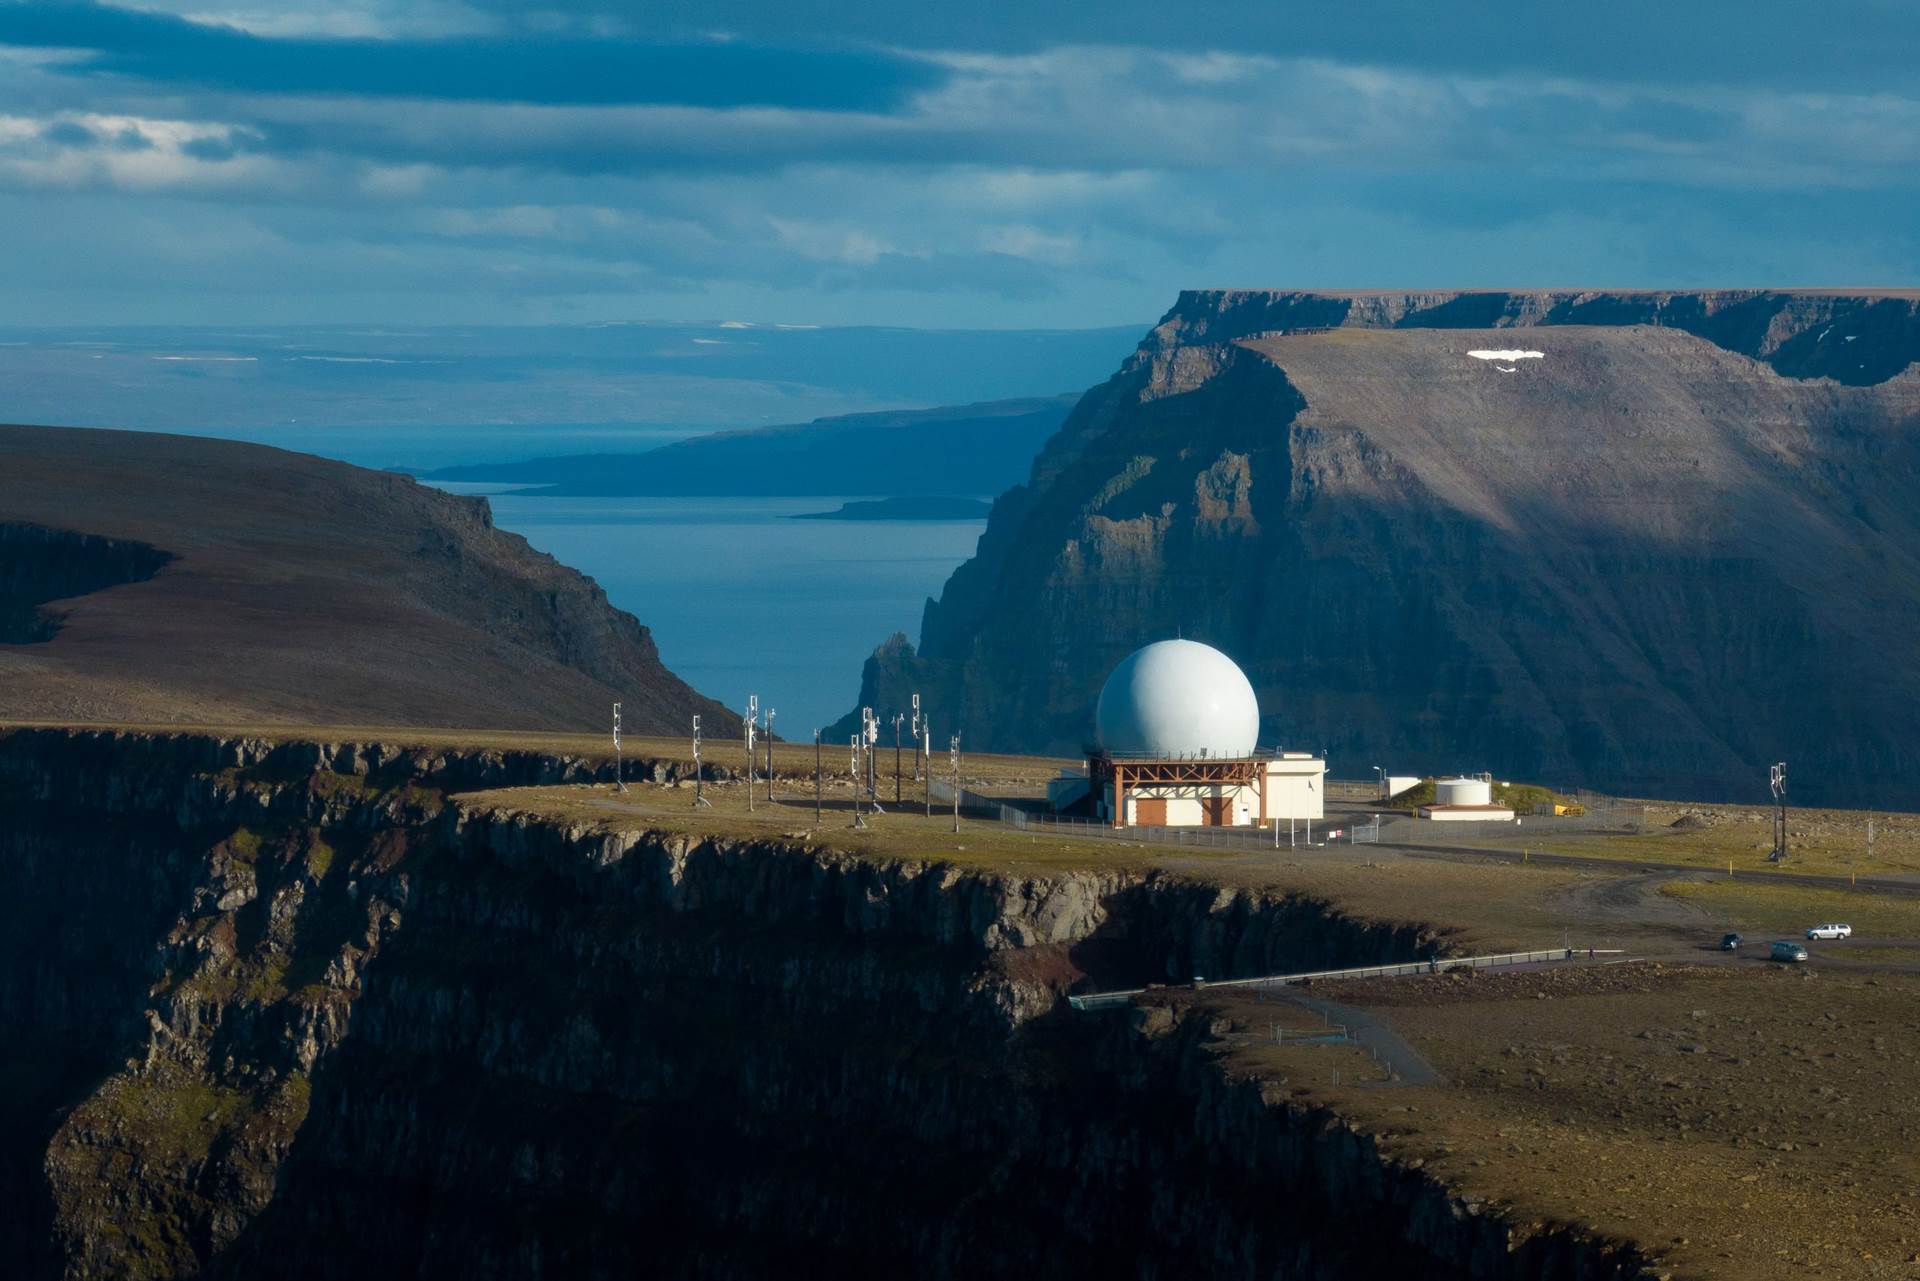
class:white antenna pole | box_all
[862,707,882,813]
[612,702,627,794]
[851,733,866,828]
[910,694,922,781]
[745,695,758,812]
[893,712,904,805]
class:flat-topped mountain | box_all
[846,289,1920,807]
[0,423,735,734]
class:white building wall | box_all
[1096,754,1327,826]
[1264,757,1326,821]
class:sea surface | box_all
[440,488,984,734]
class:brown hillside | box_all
[0,424,735,735]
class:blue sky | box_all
[1,0,1916,328]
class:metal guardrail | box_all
[1066,948,1621,1011]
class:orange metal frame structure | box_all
[1087,751,1268,829]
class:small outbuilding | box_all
[1419,775,1515,822]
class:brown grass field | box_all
[470,765,1920,1281]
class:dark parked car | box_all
[1720,932,1742,951]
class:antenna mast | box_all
[612,702,627,794]
[862,707,883,814]
[745,696,758,812]
[1768,762,1788,862]
[910,694,922,781]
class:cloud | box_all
[0,2,944,110]
[0,4,1914,329]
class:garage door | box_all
[1134,797,1168,826]
[1201,796,1232,826]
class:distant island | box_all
[792,497,991,521]
[416,395,1075,498]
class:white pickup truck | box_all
[1805,923,1853,941]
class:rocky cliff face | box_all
[0,727,1652,1279]
[849,290,1920,807]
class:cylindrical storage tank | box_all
[1435,777,1492,806]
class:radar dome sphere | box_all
[1094,640,1260,758]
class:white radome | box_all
[1095,639,1261,758]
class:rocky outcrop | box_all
[0,523,172,644]
[849,290,1920,807]
[0,727,1654,1279]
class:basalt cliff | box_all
[0,726,1657,1280]
[846,290,1920,807]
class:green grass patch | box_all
[243,955,290,1004]
[1086,454,1156,514]
[307,835,335,880]
[101,1074,250,1167]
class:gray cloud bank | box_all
[0,0,1913,327]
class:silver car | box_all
[1771,940,1810,963]
[1805,923,1852,940]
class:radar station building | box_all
[1047,640,1326,829]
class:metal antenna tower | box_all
[910,694,922,781]
[1768,762,1788,862]
[813,728,822,825]
[850,733,866,828]
[893,712,904,804]
[692,714,710,808]
[863,707,884,814]
[745,696,758,812]
[612,702,628,794]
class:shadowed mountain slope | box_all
[0,424,736,734]
[844,290,1920,807]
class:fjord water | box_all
[449,489,983,734]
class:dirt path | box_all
[1278,994,1446,1087]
